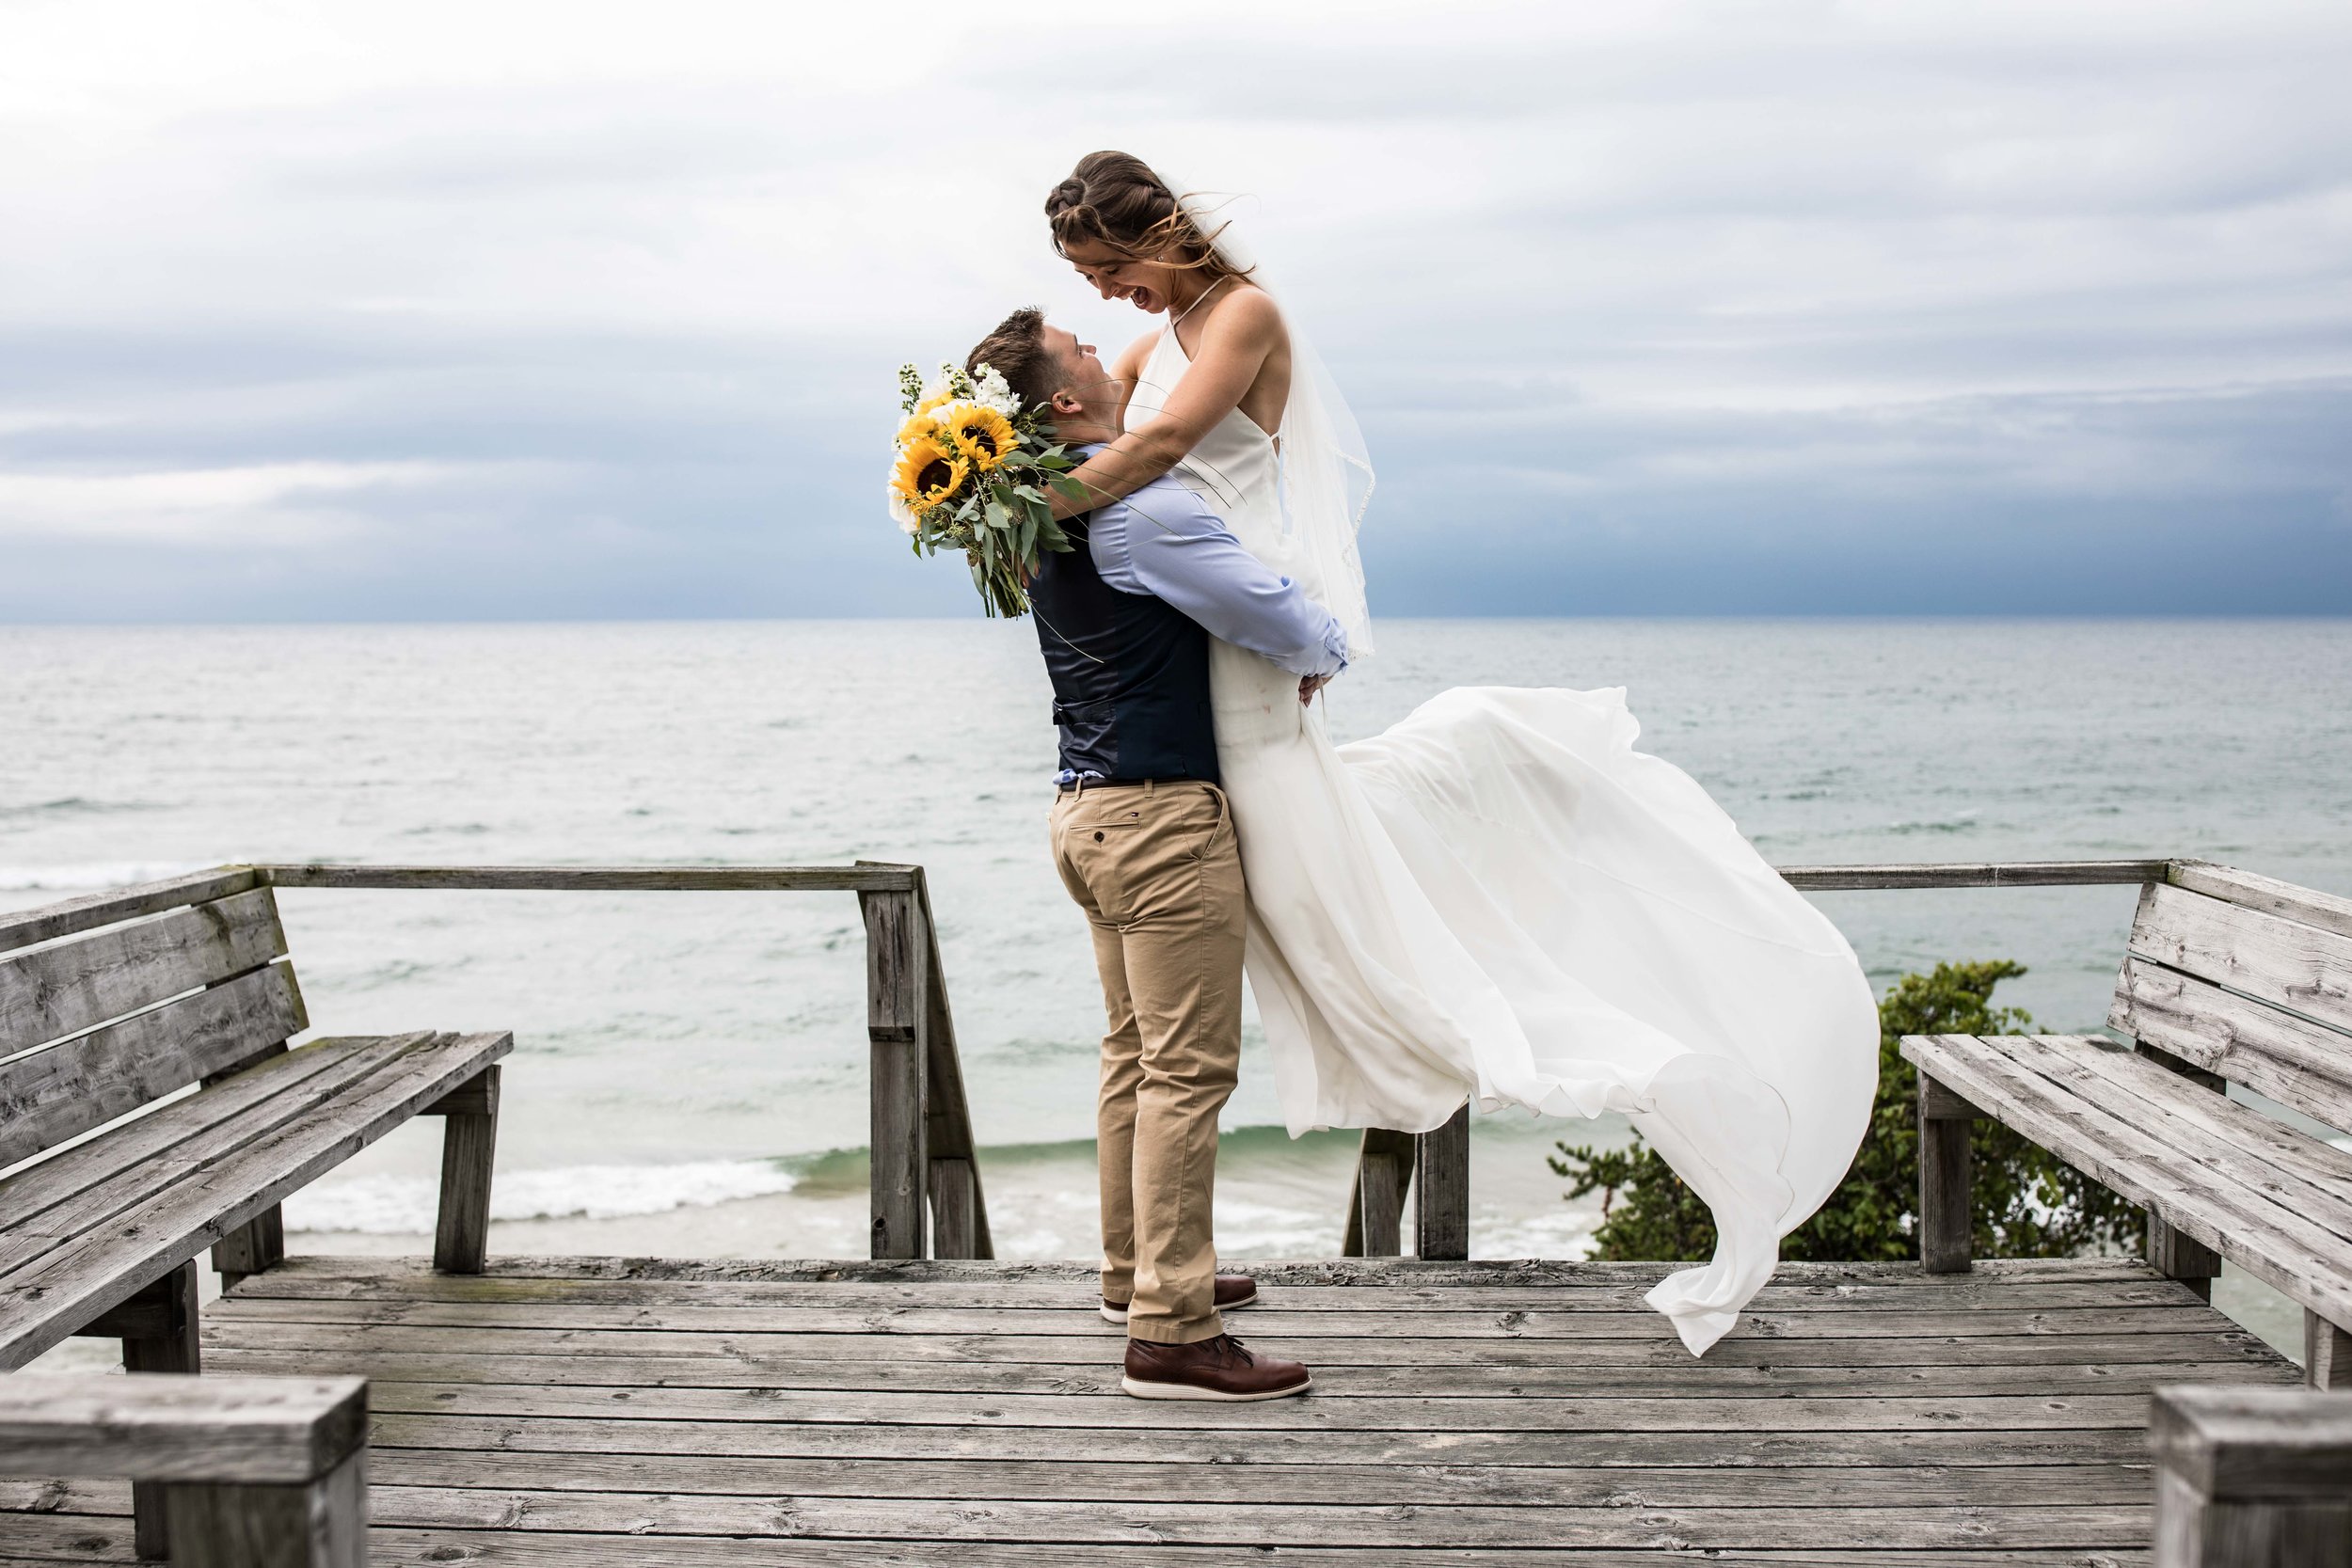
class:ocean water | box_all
[4,619,2348,1350]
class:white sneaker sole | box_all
[1100,1290,1258,1324]
[1120,1372,1311,1402]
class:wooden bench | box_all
[0,1373,368,1567]
[1901,862,2352,1388]
[2151,1386,2352,1567]
[0,868,507,1554]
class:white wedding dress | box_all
[1127,316,1880,1354]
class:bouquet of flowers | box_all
[889,360,1083,618]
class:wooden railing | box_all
[231,862,992,1262]
[1340,856,2190,1261]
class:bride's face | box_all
[1061,236,1184,315]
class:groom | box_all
[965,308,1346,1402]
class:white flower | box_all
[888,485,918,535]
[972,364,1019,416]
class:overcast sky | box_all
[3,0,2347,620]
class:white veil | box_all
[1179,190,1378,659]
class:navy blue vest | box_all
[1029,516,1220,784]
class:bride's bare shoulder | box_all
[1209,283,1286,346]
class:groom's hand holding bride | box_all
[1299,673,1332,705]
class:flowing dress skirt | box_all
[1210,644,1880,1354]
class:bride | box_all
[1038,151,1879,1354]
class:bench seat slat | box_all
[2131,881,2352,1038]
[0,1029,510,1370]
[1973,1034,2352,1237]
[0,962,309,1168]
[0,1373,367,1484]
[0,1035,441,1289]
[0,1034,405,1225]
[2110,956,2352,1135]
[1900,1034,2352,1326]
[0,887,287,1057]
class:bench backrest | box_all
[0,871,307,1168]
[2109,862,2352,1136]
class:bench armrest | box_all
[0,1372,366,1483]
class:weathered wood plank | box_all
[0,1031,511,1369]
[316,1486,2165,1550]
[0,886,285,1053]
[200,1344,2285,1399]
[1899,1035,2352,1325]
[119,1260,202,1556]
[861,888,927,1260]
[0,1039,382,1227]
[255,1252,2170,1288]
[0,961,308,1167]
[1415,1104,1471,1261]
[203,1319,2281,1370]
[1,1037,438,1291]
[0,867,262,956]
[346,1450,2160,1508]
[2129,880,2352,1038]
[2169,860,2352,943]
[1979,1034,2352,1243]
[1775,860,2170,890]
[358,1410,2154,1468]
[2111,956,2352,1133]
[0,1514,2164,1568]
[355,1379,2161,1431]
[207,1294,2234,1340]
[431,1067,499,1275]
[215,1268,2210,1314]
[0,1373,365,1483]
[259,863,919,893]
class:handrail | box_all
[0,861,989,1264]
[1342,855,2198,1261]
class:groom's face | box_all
[1041,325,1114,425]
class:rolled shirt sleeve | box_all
[1089,475,1350,679]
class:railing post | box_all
[2151,1386,2352,1567]
[861,885,929,1260]
[1414,1104,1471,1260]
[1917,1071,1978,1273]
[1343,1129,1415,1257]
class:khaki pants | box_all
[1051,779,1245,1345]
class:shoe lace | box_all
[1211,1334,1256,1368]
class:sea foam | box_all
[283,1158,801,1235]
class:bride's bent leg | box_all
[1063,781,1246,1347]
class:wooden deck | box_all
[0,1254,2301,1566]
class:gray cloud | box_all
[1,0,2347,621]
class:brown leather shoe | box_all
[1101,1274,1259,1323]
[1121,1335,1311,1402]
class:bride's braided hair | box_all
[1045,151,1250,280]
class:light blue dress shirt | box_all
[1080,455,1351,681]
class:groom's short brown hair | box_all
[966,309,1065,414]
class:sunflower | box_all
[940,402,1019,472]
[897,409,945,450]
[891,434,968,516]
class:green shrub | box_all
[1549,960,2145,1262]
